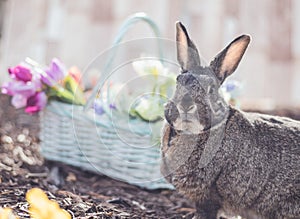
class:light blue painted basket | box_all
[39,13,173,190]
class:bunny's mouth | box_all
[173,118,205,134]
[182,119,193,123]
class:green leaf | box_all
[48,85,85,105]
[51,87,76,104]
[63,75,86,105]
[134,97,164,122]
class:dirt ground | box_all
[1,94,300,219]
[0,94,195,219]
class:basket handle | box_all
[85,12,163,110]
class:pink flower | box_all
[25,92,47,114]
[8,65,33,82]
[68,66,81,84]
[41,58,66,86]
[11,94,28,109]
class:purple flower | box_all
[8,65,32,82]
[94,101,117,115]
[2,79,42,110]
[41,58,66,86]
[1,80,40,98]
[94,101,105,115]
[109,103,117,110]
[224,81,241,92]
[225,82,236,92]
[25,92,47,114]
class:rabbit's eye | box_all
[176,74,184,82]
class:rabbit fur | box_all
[161,22,300,219]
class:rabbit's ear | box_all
[176,22,201,72]
[210,35,250,83]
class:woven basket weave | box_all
[39,13,173,190]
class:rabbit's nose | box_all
[180,112,195,122]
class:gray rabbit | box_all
[161,22,300,219]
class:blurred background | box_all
[0,0,299,108]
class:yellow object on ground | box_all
[26,188,71,219]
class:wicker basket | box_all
[39,13,173,190]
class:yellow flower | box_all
[26,188,71,219]
[0,208,19,219]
